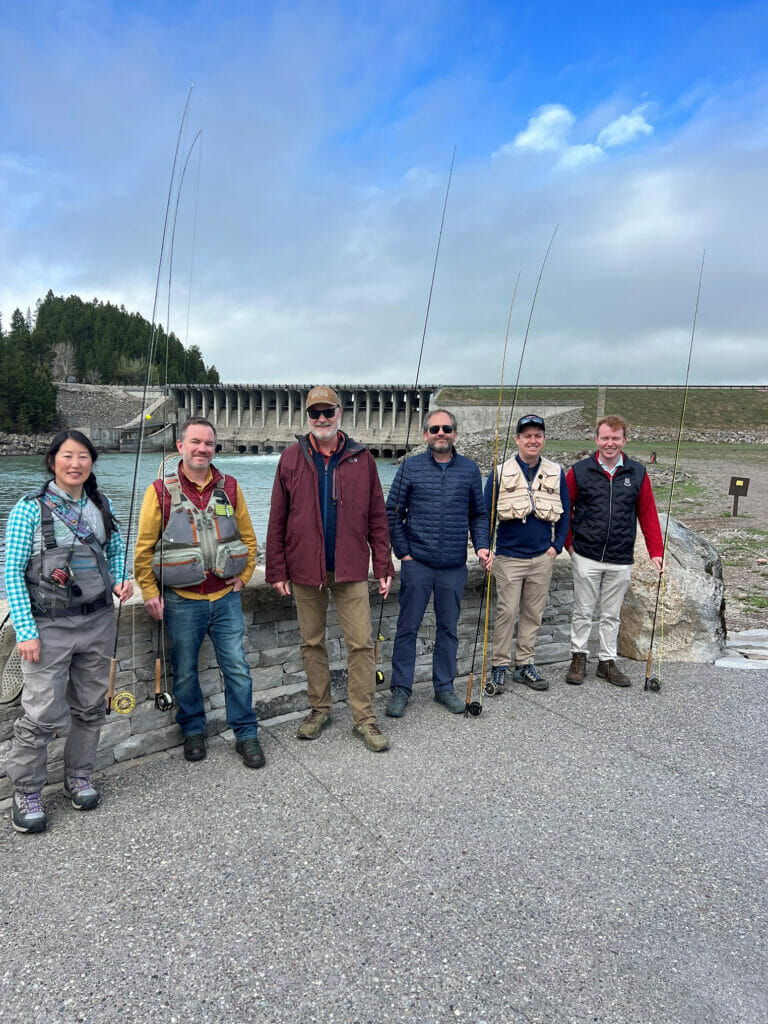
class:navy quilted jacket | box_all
[386,450,490,569]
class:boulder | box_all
[619,514,726,663]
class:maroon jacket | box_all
[266,434,394,586]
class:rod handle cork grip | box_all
[154,657,162,696]
[107,658,116,715]
[645,650,653,680]
[466,671,474,703]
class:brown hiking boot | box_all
[596,659,631,687]
[296,710,331,740]
[565,653,587,685]
[353,722,390,752]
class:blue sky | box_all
[1,0,766,385]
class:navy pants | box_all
[390,559,468,694]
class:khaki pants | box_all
[491,552,555,666]
[292,574,375,727]
[570,552,633,660]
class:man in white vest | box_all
[484,415,570,693]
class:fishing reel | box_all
[465,700,482,717]
[484,680,497,697]
[644,676,662,693]
[155,690,174,712]
[111,690,137,714]
[375,670,385,686]
[42,566,82,597]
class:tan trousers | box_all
[292,574,375,727]
[491,553,555,667]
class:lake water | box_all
[0,452,399,597]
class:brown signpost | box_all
[728,476,750,516]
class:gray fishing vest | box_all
[25,496,114,619]
[151,475,250,588]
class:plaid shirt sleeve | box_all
[103,496,127,584]
[3,498,40,642]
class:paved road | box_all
[1,660,766,1024]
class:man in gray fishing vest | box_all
[134,417,264,767]
[484,414,570,694]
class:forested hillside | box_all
[0,291,219,433]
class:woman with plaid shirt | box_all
[4,430,132,833]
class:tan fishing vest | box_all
[495,455,564,523]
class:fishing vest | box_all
[151,474,250,589]
[25,493,114,619]
[495,455,564,523]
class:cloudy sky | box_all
[1,1,766,385]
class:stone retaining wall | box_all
[0,561,574,797]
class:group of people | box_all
[4,389,662,834]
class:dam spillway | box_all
[170,384,438,457]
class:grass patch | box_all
[436,386,768,431]
[739,595,768,611]
[718,529,768,566]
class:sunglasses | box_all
[427,424,455,435]
[307,406,338,420]
[518,415,544,428]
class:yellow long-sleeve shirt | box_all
[133,465,257,602]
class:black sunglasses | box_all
[307,406,338,420]
[518,415,544,428]
[427,424,455,434]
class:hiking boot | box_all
[487,665,508,695]
[597,659,631,687]
[434,688,466,713]
[565,652,587,685]
[296,710,331,740]
[11,791,47,834]
[353,723,389,752]
[184,734,207,761]
[63,776,100,810]
[385,687,410,718]
[512,664,549,691]
[236,737,266,769]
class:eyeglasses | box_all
[307,406,338,420]
[518,415,544,428]
[427,424,455,435]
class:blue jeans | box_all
[390,559,468,694]
[164,589,258,739]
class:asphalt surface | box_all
[1,659,766,1024]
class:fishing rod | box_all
[107,85,196,715]
[374,146,456,688]
[465,227,558,715]
[644,250,706,693]
[465,281,518,712]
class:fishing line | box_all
[465,279,519,713]
[107,85,196,714]
[644,250,705,693]
[465,227,558,713]
[374,147,456,686]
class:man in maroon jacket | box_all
[564,415,663,687]
[266,387,394,752]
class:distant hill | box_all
[436,386,768,431]
[0,291,219,433]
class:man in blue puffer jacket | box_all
[385,409,492,717]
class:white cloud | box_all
[597,109,654,148]
[556,144,604,170]
[512,104,575,152]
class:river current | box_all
[0,452,399,599]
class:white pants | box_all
[570,553,632,661]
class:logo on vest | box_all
[623,478,632,487]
